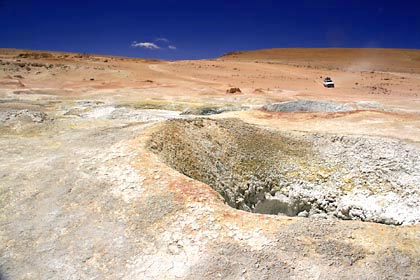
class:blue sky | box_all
[1,0,419,60]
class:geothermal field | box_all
[1,48,420,279]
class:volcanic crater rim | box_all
[148,118,420,225]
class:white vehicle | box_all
[323,77,334,88]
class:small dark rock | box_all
[226,87,242,94]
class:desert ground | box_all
[1,48,420,279]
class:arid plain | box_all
[1,48,420,279]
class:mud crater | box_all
[148,118,420,225]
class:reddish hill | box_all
[219,48,420,73]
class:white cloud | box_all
[156,37,169,42]
[131,41,161,50]
[131,39,176,51]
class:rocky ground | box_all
[1,48,420,279]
